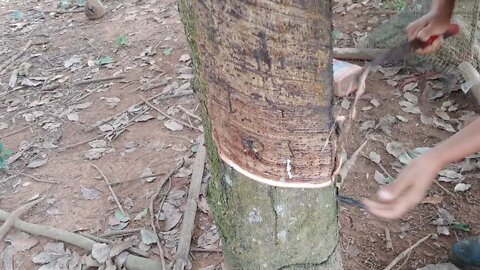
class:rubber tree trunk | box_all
[178,0,341,269]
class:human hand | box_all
[406,11,452,55]
[363,155,442,220]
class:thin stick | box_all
[0,126,30,139]
[174,136,206,270]
[0,209,164,270]
[73,75,127,86]
[385,227,394,251]
[0,40,32,75]
[0,195,45,240]
[86,91,194,132]
[99,228,140,238]
[108,173,165,186]
[130,72,166,93]
[58,133,105,152]
[177,105,202,121]
[17,172,58,184]
[41,9,84,13]
[90,164,125,215]
[41,84,60,92]
[383,234,432,270]
[434,180,457,198]
[150,162,183,270]
[140,95,202,132]
[78,233,149,258]
[191,248,222,253]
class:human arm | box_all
[406,0,456,54]
[364,116,480,220]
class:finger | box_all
[406,22,421,41]
[368,186,426,220]
[375,177,412,203]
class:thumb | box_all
[376,178,411,202]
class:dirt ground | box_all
[0,0,479,269]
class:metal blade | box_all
[371,42,412,66]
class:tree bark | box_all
[178,0,341,269]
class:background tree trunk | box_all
[178,0,341,269]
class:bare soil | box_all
[0,0,479,269]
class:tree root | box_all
[0,209,164,270]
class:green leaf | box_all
[115,34,129,48]
[140,228,158,245]
[114,210,130,223]
[163,48,173,56]
[1,149,13,157]
[450,223,471,232]
[191,144,199,153]
[11,10,23,20]
[95,56,113,66]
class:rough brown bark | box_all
[178,0,341,269]
[180,0,335,186]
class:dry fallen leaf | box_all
[5,232,38,252]
[420,114,434,126]
[27,154,48,168]
[81,187,101,200]
[360,120,376,131]
[403,92,418,104]
[396,115,408,122]
[67,113,79,122]
[437,225,450,236]
[421,195,444,205]
[454,183,471,192]
[403,82,418,91]
[369,151,381,164]
[386,141,405,158]
[92,243,110,264]
[164,120,184,131]
[402,106,422,114]
[370,99,380,107]
[341,98,351,110]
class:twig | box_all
[155,177,172,231]
[140,95,202,132]
[41,9,84,13]
[174,136,207,270]
[0,40,32,75]
[86,91,194,132]
[150,162,183,270]
[108,173,165,186]
[362,154,394,179]
[58,133,105,152]
[434,180,457,198]
[78,233,149,258]
[177,105,202,121]
[90,164,125,215]
[41,84,60,92]
[191,248,222,253]
[0,195,45,240]
[0,126,30,139]
[130,72,166,93]
[99,228,141,238]
[0,209,164,270]
[73,75,127,86]
[17,172,58,184]
[383,234,432,270]
[385,227,394,251]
